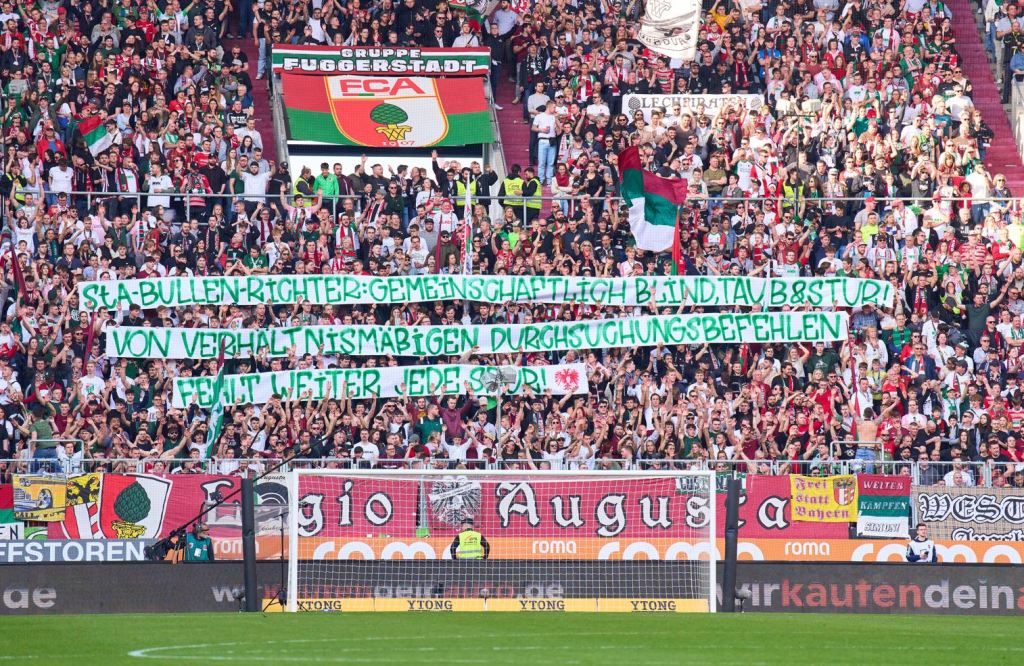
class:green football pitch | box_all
[4,612,1021,665]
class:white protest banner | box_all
[107,311,849,359]
[622,94,764,122]
[79,275,893,310]
[171,364,588,408]
[636,0,701,61]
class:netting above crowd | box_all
[1,0,1023,489]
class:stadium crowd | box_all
[1,0,1024,491]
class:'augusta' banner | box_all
[271,46,491,76]
[171,363,589,408]
[623,94,763,122]
[108,312,849,359]
[80,275,894,310]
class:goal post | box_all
[286,469,716,613]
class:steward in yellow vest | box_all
[499,164,524,208]
[449,518,490,559]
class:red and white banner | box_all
[49,474,243,540]
[295,474,847,541]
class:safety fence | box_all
[3,188,1020,231]
[0,456,1010,486]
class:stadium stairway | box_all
[494,77,531,170]
[949,0,1024,194]
[224,37,278,163]
[493,77,555,216]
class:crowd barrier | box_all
[2,470,1022,566]
[0,457,1010,486]
[1,561,1019,615]
[3,190,1020,239]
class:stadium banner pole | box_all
[721,477,741,613]
[286,469,299,612]
[241,477,259,612]
[707,471,717,613]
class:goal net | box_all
[286,470,716,612]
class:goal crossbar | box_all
[287,469,716,613]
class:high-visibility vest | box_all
[456,529,484,559]
[454,179,477,204]
[524,178,542,209]
[502,177,524,206]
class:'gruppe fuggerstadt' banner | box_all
[80,275,892,310]
[107,312,849,359]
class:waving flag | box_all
[618,146,688,252]
[77,115,117,156]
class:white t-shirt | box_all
[49,166,74,193]
[80,375,105,399]
[532,112,557,139]
[241,171,272,201]
[147,174,174,208]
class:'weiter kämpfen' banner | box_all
[107,312,850,359]
[79,275,894,310]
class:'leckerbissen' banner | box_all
[171,363,589,408]
[79,275,893,310]
[623,94,764,122]
[107,312,849,359]
[270,46,491,76]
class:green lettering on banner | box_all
[803,313,820,341]
[80,276,895,309]
[768,280,789,307]
[109,313,849,359]
[80,283,99,310]
[696,277,718,305]
[860,279,882,306]
[246,276,266,304]
[701,316,722,342]
[817,312,841,340]
[137,280,158,308]
[170,363,590,408]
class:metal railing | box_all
[6,189,1024,258]
[0,456,1012,485]
[1012,79,1024,163]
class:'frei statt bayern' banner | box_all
[636,0,701,61]
[282,74,494,147]
[171,363,589,409]
[270,46,491,76]
[622,94,764,122]
[107,312,849,359]
[790,475,859,522]
[79,275,894,310]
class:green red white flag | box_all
[618,146,688,253]
[77,115,116,156]
[449,0,499,19]
[282,74,494,147]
